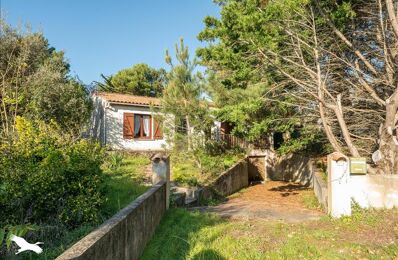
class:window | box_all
[123,113,152,139]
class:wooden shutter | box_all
[153,118,163,139]
[123,113,135,139]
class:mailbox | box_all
[349,157,367,175]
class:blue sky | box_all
[1,0,219,84]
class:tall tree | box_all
[162,38,211,150]
[199,0,398,174]
[97,63,166,97]
[197,0,324,153]
[0,20,92,139]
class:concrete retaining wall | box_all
[266,152,313,186]
[313,170,328,212]
[351,174,398,209]
[56,182,167,260]
[201,158,249,201]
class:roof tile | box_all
[94,92,161,106]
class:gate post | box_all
[152,154,170,209]
[327,152,351,218]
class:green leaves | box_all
[0,225,37,250]
[0,228,5,248]
[0,20,91,138]
[98,63,166,97]
[0,117,105,228]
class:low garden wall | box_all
[201,158,249,201]
[56,181,167,260]
[312,169,328,212]
[314,153,398,216]
[350,174,398,209]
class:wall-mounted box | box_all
[349,157,367,175]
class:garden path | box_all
[193,181,324,222]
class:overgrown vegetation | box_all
[198,0,398,174]
[0,152,150,259]
[142,207,398,259]
[0,117,105,228]
[101,152,150,216]
[171,148,245,187]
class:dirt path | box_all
[193,181,324,222]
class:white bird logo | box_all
[10,234,44,254]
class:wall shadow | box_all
[268,183,309,197]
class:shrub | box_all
[204,139,227,156]
[103,151,125,171]
[0,117,105,228]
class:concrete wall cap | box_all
[151,153,169,162]
[329,152,348,162]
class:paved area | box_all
[192,181,324,222]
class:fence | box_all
[212,133,270,150]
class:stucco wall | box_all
[105,104,168,151]
[266,152,313,186]
[350,175,398,209]
[248,156,266,181]
[56,182,167,260]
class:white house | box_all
[90,92,168,151]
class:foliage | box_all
[0,224,37,251]
[103,151,125,171]
[0,117,105,228]
[101,153,149,217]
[0,20,92,139]
[162,38,213,150]
[197,0,326,155]
[96,63,167,97]
[171,149,245,186]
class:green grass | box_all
[301,190,321,210]
[142,208,398,260]
[101,153,150,217]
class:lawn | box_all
[17,153,150,260]
[101,153,150,217]
[142,207,398,259]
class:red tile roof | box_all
[94,92,161,107]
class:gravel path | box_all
[192,181,324,222]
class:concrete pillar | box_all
[327,152,351,218]
[152,154,170,209]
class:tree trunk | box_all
[377,131,398,174]
[377,93,398,174]
[185,115,192,150]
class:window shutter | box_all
[153,118,163,139]
[123,113,135,139]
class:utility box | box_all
[349,157,367,175]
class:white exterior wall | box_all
[350,175,398,209]
[105,104,168,151]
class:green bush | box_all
[204,139,227,155]
[171,148,246,187]
[103,151,125,171]
[0,117,105,228]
